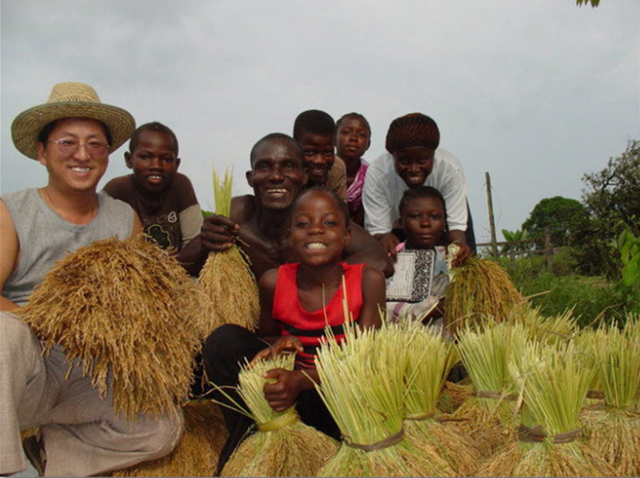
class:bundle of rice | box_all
[113,399,228,477]
[580,322,640,476]
[315,321,444,477]
[18,235,213,419]
[444,256,524,336]
[401,322,481,476]
[219,353,338,477]
[479,341,611,477]
[574,327,605,403]
[198,168,260,331]
[516,306,578,347]
[450,321,528,457]
[437,380,474,415]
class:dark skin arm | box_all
[252,265,385,412]
[344,223,394,278]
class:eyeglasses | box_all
[47,138,110,156]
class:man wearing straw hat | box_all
[0,82,183,476]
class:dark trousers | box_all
[202,324,340,475]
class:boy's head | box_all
[247,133,307,211]
[386,113,440,189]
[335,113,371,163]
[293,110,335,187]
[399,186,447,250]
[125,122,180,193]
[288,186,351,266]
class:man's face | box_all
[246,139,308,210]
[297,131,335,186]
[37,117,110,194]
[393,146,435,189]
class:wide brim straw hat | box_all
[11,82,136,160]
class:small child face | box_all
[393,146,435,188]
[402,196,445,249]
[125,130,180,193]
[297,132,335,186]
[336,116,370,162]
[290,190,351,267]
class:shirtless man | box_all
[195,132,393,280]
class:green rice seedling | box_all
[219,353,338,477]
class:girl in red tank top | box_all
[252,187,386,414]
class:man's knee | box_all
[136,410,184,461]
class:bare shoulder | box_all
[258,267,279,291]
[230,195,255,225]
[362,264,385,286]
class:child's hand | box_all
[200,214,240,251]
[262,368,305,412]
[249,336,303,366]
[378,232,401,261]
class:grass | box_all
[489,252,629,328]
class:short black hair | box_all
[335,112,371,138]
[290,185,350,229]
[293,110,335,140]
[37,118,113,146]
[249,132,304,168]
[399,186,448,231]
[129,122,179,155]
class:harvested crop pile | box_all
[18,234,213,419]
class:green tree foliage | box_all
[501,229,531,253]
[573,140,640,277]
[521,196,589,248]
[575,0,600,6]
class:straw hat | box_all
[11,82,136,160]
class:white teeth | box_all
[149,175,162,180]
[71,167,90,173]
[306,243,326,250]
[267,188,287,195]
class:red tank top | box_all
[272,262,365,369]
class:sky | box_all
[1,0,638,244]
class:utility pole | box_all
[485,172,498,257]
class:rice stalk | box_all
[515,305,578,347]
[112,399,228,477]
[450,322,528,457]
[198,167,260,332]
[444,256,525,337]
[401,322,480,476]
[581,323,640,476]
[18,235,213,419]
[220,354,338,477]
[479,341,611,477]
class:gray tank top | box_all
[2,189,135,306]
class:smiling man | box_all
[0,83,183,476]
[198,132,393,282]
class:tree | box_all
[576,0,600,6]
[521,196,589,248]
[573,140,640,277]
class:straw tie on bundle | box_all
[217,353,338,477]
[315,321,445,477]
[444,255,524,337]
[18,235,214,419]
[400,321,481,477]
[112,399,228,477]
[449,322,528,458]
[580,320,640,476]
[198,168,260,332]
[478,341,613,477]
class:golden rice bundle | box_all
[18,235,213,419]
[580,323,640,476]
[112,399,228,477]
[219,353,338,477]
[401,322,481,476]
[198,168,260,331]
[450,322,528,457]
[444,256,525,336]
[437,380,474,415]
[315,321,444,477]
[479,341,611,477]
